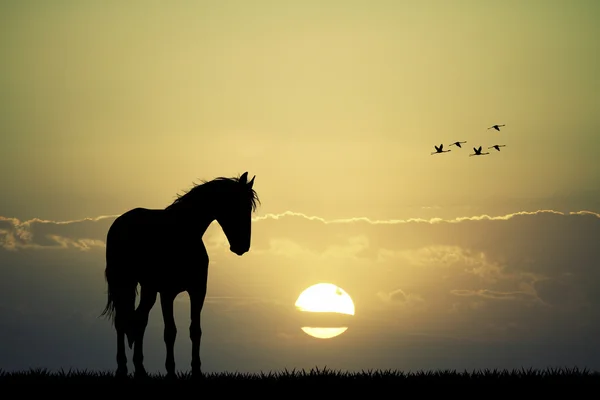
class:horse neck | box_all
[166,205,215,237]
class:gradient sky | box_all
[1,1,599,374]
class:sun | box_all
[295,283,355,339]
[295,283,355,315]
[301,327,348,339]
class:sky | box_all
[1,0,599,374]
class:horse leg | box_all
[132,286,157,379]
[160,292,177,378]
[114,313,128,378]
[189,284,207,379]
[114,286,136,378]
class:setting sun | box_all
[295,283,355,316]
[295,283,355,339]
[301,327,348,339]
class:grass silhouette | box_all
[1,367,598,387]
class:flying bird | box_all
[469,146,489,157]
[449,141,467,148]
[488,144,506,151]
[431,144,451,155]
[488,124,505,131]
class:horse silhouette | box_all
[100,172,260,379]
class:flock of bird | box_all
[431,124,508,157]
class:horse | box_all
[100,171,260,379]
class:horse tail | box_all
[100,259,138,349]
[99,263,113,320]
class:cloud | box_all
[450,289,537,302]
[0,215,117,251]
[1,207,600,371]
[377,288,425,307]
[1,209,599,312]
[1,208,598,252]
[251,209,600,225]
[2,207,599,319]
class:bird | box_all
[449,141,467,148]
[469,146,489,157]
[488,144,506,151]
[487,124,505,131]
[431,144,451,155]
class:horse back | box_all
[106,207,208,267]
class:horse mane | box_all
[165,175,260,212]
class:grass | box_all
[1,366,598,389]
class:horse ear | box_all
[239,172,248,184]
[248,175,255,189]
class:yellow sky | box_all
[1,0,598,221]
